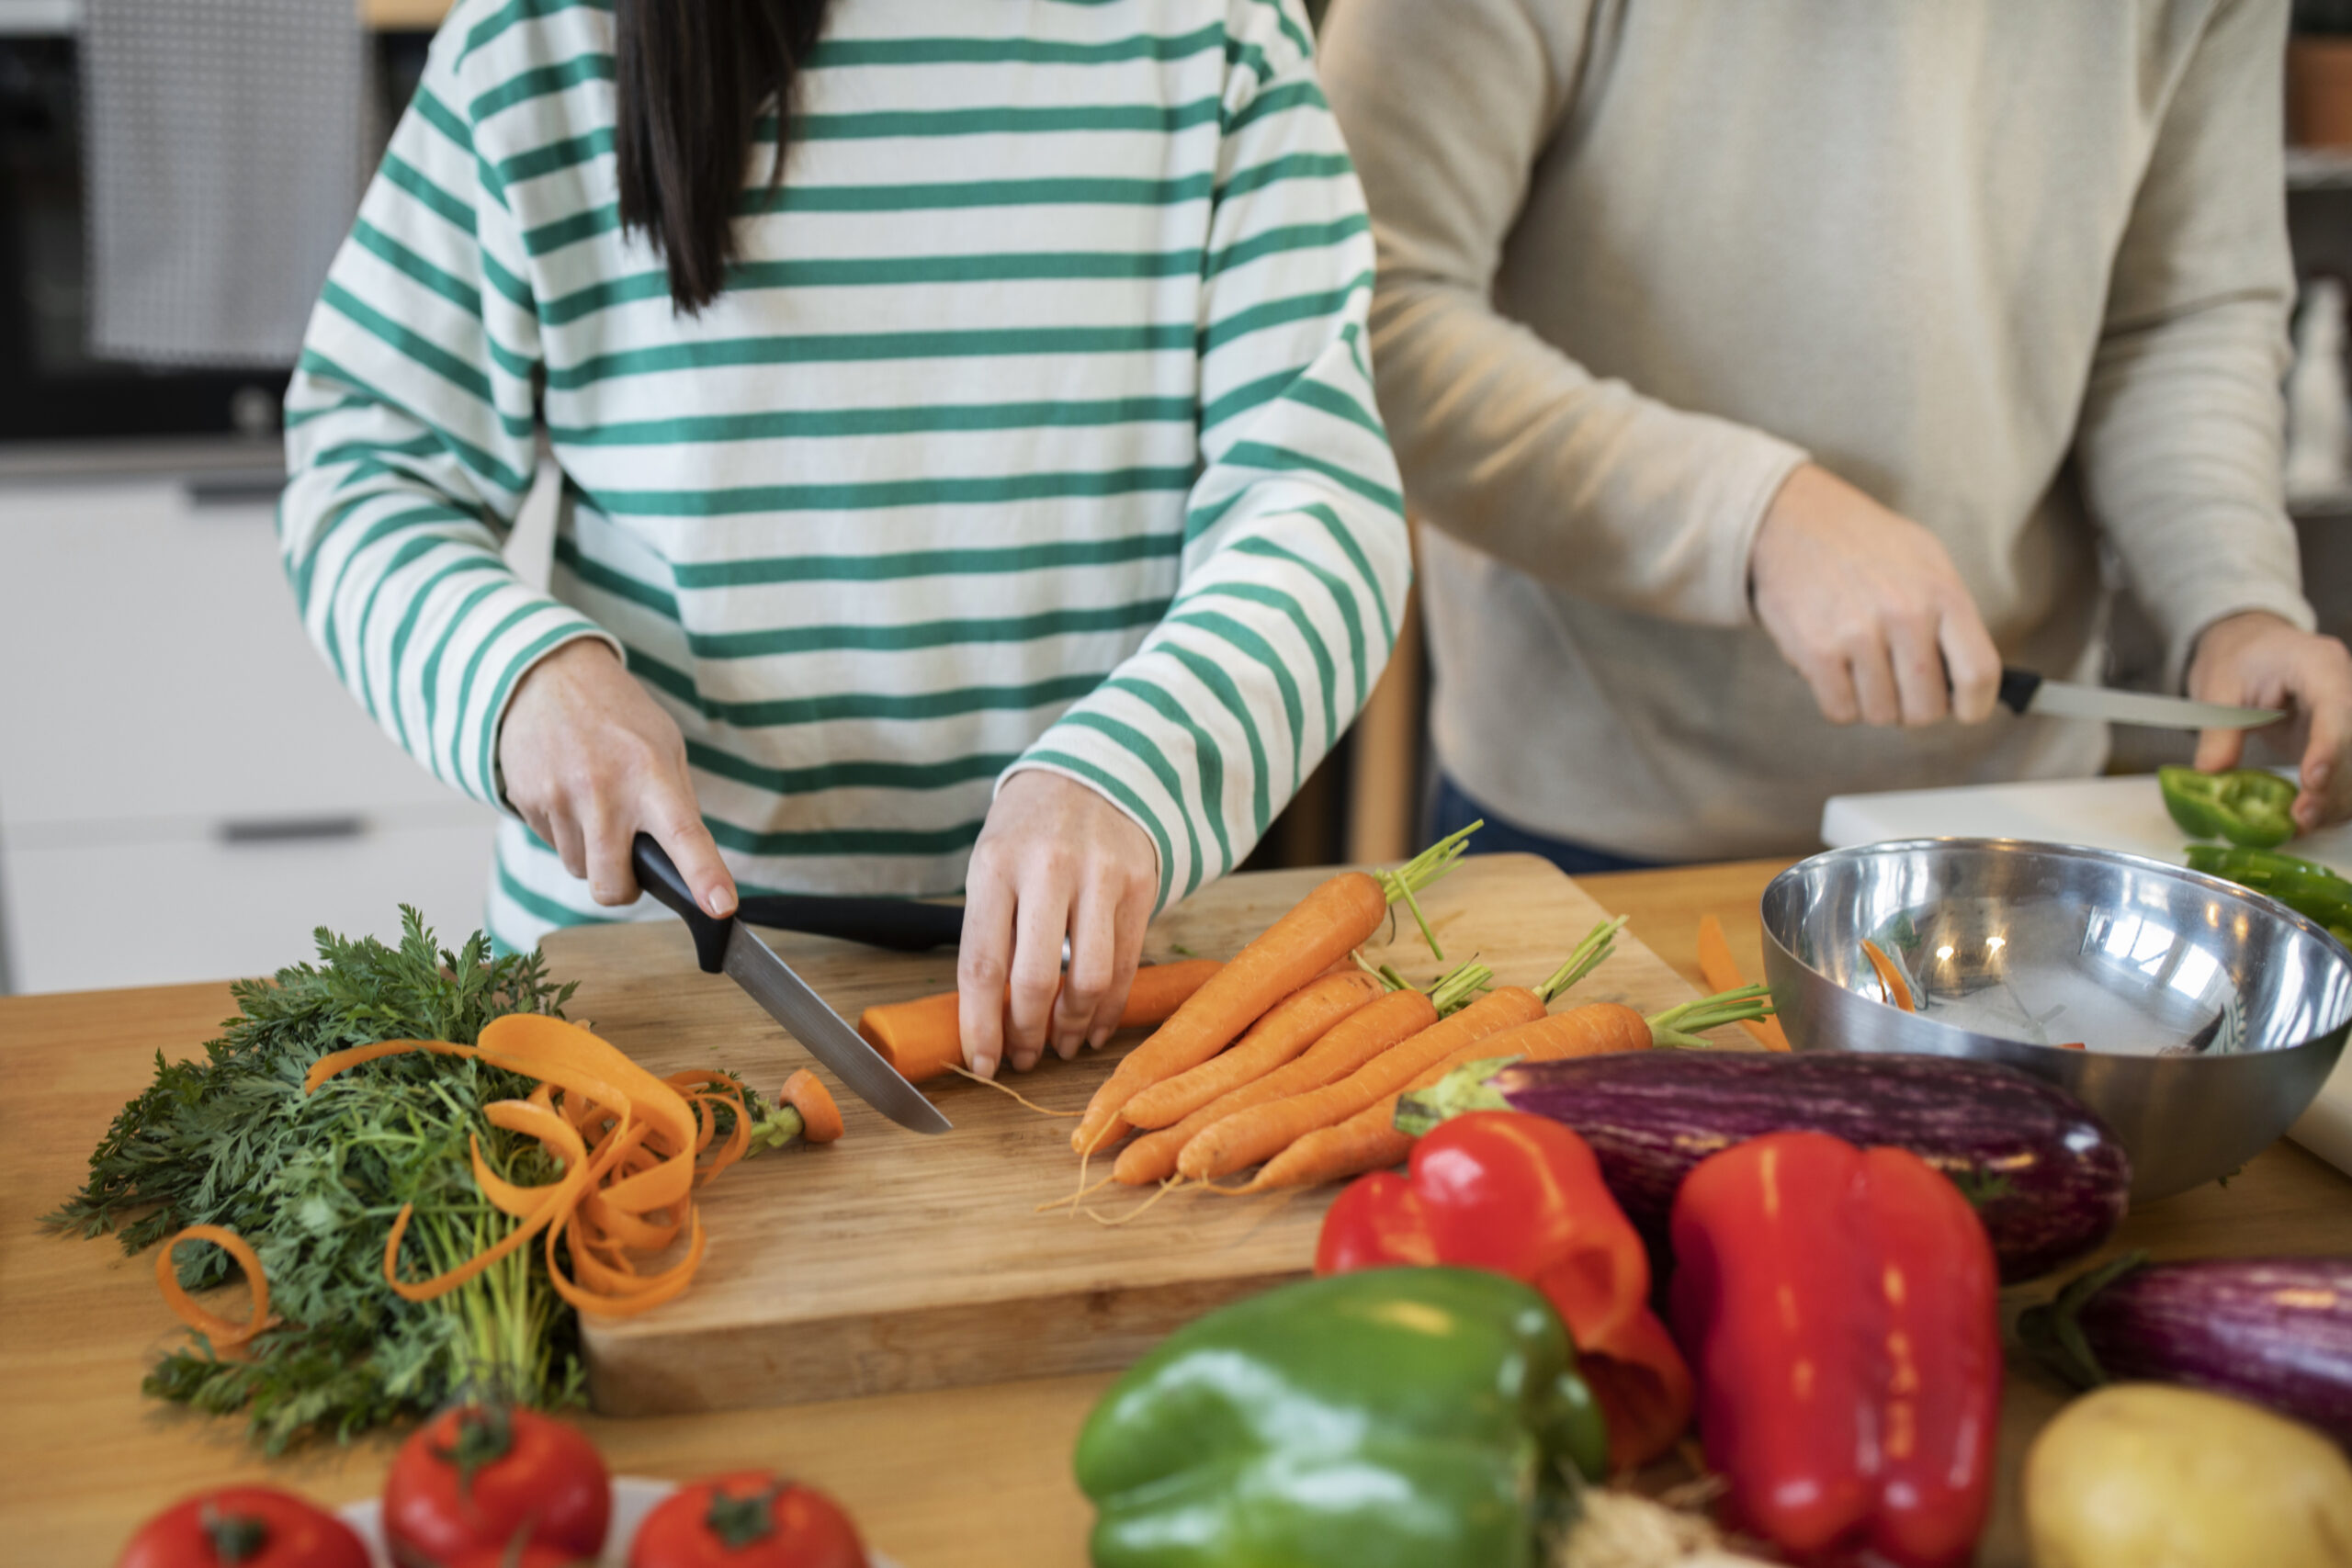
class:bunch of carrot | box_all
[1035,828,1778,1202]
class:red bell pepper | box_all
[1669,1130,2000,1568]
[1314,1110,1694,1470]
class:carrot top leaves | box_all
[1376,821,1481,960]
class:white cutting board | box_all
[1820,773,2352,1181]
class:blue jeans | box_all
[1430,774,1662,877]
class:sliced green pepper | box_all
[2160,765,2298,849]
[1074,1268,1607,1568]
[2184,843,2352,933]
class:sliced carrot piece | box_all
[155,1224,272,1348]
[780,1068,844,1144]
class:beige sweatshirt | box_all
[1320,0,2315,861]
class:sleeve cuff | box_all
[1719,435,1813,628]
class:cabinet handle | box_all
[218,815,367,845]
[185,473,289,510]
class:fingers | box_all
[2195,726,2246,774]
[1054,876,1116,1061]
[1847,636,1904,728]
[1797,653,1861,727]
[648,794,737,919]
[2290,640,2352,830]
[1093,875,1152,1052]
[956,863,1016,1079]
[1003,875,1071,1073]
[1939,599,2004,725]
[1885,613,1951,727]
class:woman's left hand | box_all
[957,772,1159,1078]
[2189,610,2352,832]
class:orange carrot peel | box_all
[302,1014,786,1320]
[1696,914,1793,1050]
[1860,939,1917,1013]
[155,1224,273,1348]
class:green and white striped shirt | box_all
[280,0,1408,953]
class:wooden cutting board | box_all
[543,852,1713,1417]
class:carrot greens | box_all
[45,909,777,1452]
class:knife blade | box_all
[1998,668,2279,731]
[631,834,952,1135]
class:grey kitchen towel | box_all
[82,0,365,367]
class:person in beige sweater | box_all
[1320,0,2352,865]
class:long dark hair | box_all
[614,0,834,314]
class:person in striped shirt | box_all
[278,0,1408,1078]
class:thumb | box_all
[2194,727,2245,773]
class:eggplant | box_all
[1398,1050,2130,1282]
[2020,1252,2352,1443]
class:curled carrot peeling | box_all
[300,1014,781,1320]
[155,1224,272,1348]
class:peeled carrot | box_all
[1122,970,1385,1129]
[1113,986,1441,1186]
[858,958,1222,1084]
[1860,938,1916,1012]
[1180,985,1543,1181]
[1696,913,1792,1050]
[1071,827,1476,1156]
[1249,985,1775,1190]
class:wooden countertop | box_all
[6,857,2351,1565]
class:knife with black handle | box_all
[630,833,952,1134]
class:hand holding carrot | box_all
[958,770,1160,1078]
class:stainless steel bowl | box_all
[1760,838,2352,1201]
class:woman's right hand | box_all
[497,639,738,918]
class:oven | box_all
[0,8,429,446]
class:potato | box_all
[2025,1382,2352,1568]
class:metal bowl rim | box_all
[1759,835,2352,1059]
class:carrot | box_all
[1860,938,1916,1012]
[1183,984,1536,1182]
[1249,984,1777,1190]
[1071,825,1478,1155]
[778,1067,845,1143]
[858,958,1222,1084]
[1696,913,1792,1050]
[1122,970,1386,1129]
[1113,985,1442,1186]
[1175,919,1623,1180]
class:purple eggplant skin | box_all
[1485,1051,2131,1283]
[2023,1254,2352,1444]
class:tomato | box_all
[628,1473,865,1568]
[117,1485,370,1568]
[382,1403,610,1568]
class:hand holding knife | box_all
[630,833,954,1135]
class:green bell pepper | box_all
[1073,1267,1608,1568]
[2160,765,2298,849]
[2184,843,2352,937]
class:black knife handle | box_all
[632,833,731,974]
[734,894,965,952]
[1996,667,2042,716]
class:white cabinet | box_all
[0,468,519,992]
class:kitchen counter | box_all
[6,857,2351,1564]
